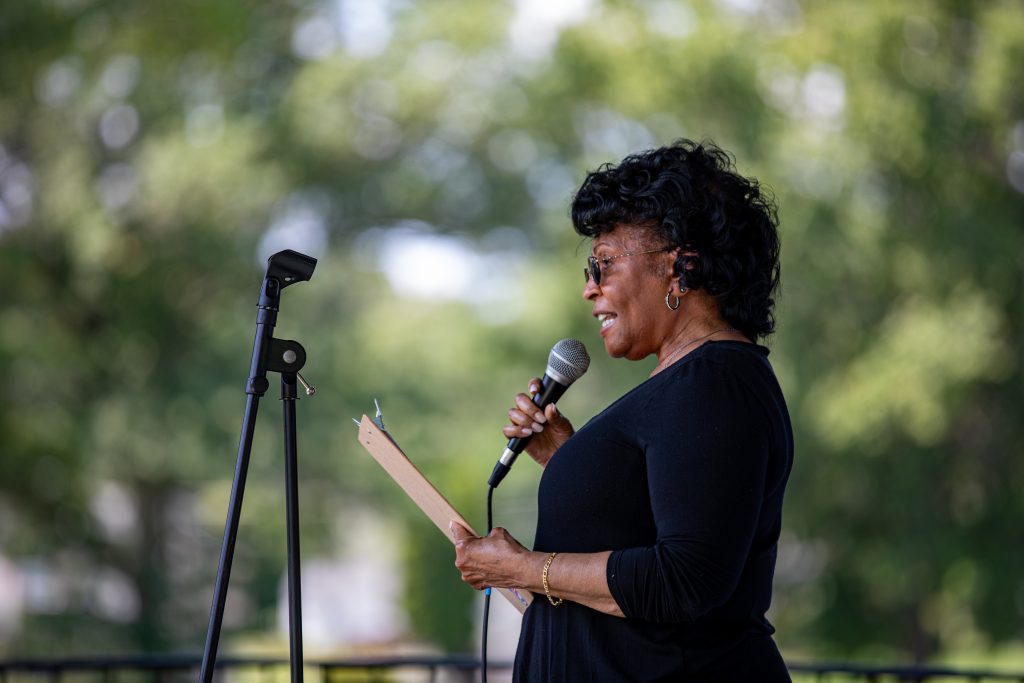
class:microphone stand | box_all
[199,250,317,683]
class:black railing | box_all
[1,655,1023,683]
[0,655,490,683]
[787,661,1024,682]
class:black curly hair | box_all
[571,139,781,341]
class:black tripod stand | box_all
[199,250,317,683]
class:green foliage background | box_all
[1,0,1022,667]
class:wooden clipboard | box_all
[356,415,533,613]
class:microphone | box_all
[488,339,590,488]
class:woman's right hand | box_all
[502,378,575,468]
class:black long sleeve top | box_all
[513,341,793,682]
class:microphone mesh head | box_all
[547,339,590,385]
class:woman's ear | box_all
[676,250,699,293]
[665,247,682,279]
[666,249,687,294]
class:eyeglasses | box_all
[584,247,673,285]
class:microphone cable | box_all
[481,484,494,683]
[479,339,588,681]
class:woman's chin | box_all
[602,337,628,359]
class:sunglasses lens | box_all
[585,257,600,284]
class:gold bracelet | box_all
[542,552,563,606]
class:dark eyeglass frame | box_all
[584,246,675,285]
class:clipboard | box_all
[356,414,533,613]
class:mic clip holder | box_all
[266,338,316,397]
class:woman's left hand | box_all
[451,521,534,590]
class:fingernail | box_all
[534,412,547,424]
[532,422,543,433]
[521,428,532,436]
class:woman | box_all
[452,139,793,681]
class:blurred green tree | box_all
[0,0,1021,665]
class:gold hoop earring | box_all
[665,290,681,311]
